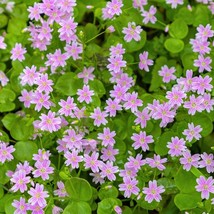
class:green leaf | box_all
[5,195,22,214]
[174,167,197,193]
[55,73,83,96]
[169,19,188,39]
[10,117,34,141]
[138,198,159,210]
[7,18,26,35]
[155,131,175,156]
[193,5,210,27]
[84,23,98,43]
[174,7,194,25]
[164,38,184,53]
[0,14,8,29]
[98,185,119,200]
[65,177,92,201]
[0,102,15,112]
[89,79,106,97]
[97,198,121,214]
[174,193,201,211]
[13,141,38,162]
[191,112,213,137]
[149,56,167,92]
[2,113,18,131]
[0,88,16,102]
[63,202,91,214]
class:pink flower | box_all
[122,22,142,42]
[28,3,41,21]
[192,75,213,95]
[119,177,140,198]
[101,146,119,162]
[64,42,83,60]
[167,137,186,157]
[11,43,26,61]
[19,65,39,86]
[98,127,116,147]
[142,180,165,203]
[77,85,94,104]
[196,176,214,199]
[131,131,154,151]
[166,0,184,8]
[100,161,119,181]
[142,5,157,24]
[105,98,122,117]
[11,171,31,193]
[0,142,15,163]
[33,160,54,180]
[199,152,214,173]
[109,44,125,57]
[190,39,211,55]
[107,55,127,73]
[146,154,167,171]
[134,108,150,128]
[84,152,101,173]
[158,65,176,83]
[166,86,186,106]
[182,123,202,142]
[90,107,108,127]
[0,71,9,86]
[139,51,153,72]
[39,111,61,133]
[123,92,143,113]
[36,73,53,94]
[180,150,200,171]
[19,89,33,108]
[196,24,214,41]
[194,55,212,73]
[202,93,214,112]
[28,183,49,207]
[0,36,7,49]
[58,97,77,117]
[54,181,68,197]
[125,154,145,170]
[177,69,195,92]
[12,197,29,214]
[183,95,204,115]
[78,67,95,84]
[64,150,83,169]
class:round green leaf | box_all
[65,177,92,201]
[174,167,197,193]
[155,131,175,156]
[174,193,201,211]
[89,79,106,97]
[164,38,184,53]
[10,117,34,141]
[97,198,121,214]
[2,113,18,131]
[191,113,213,137]
[98,185,119,200]
[174,7,194,25]
[55,73,83,96]
[13,141,38,162]
[0,14,8,29]
[63,202,91,214]
[169,19,188,39]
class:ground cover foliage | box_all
[0,0,214,213]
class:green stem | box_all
[85,31,106,44]
[157,19,167,27]
[58,154,61,170]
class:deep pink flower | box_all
[139,51,153,72]
[196,176,214,199]
[142,180,165,203]
[28,183,49,207]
